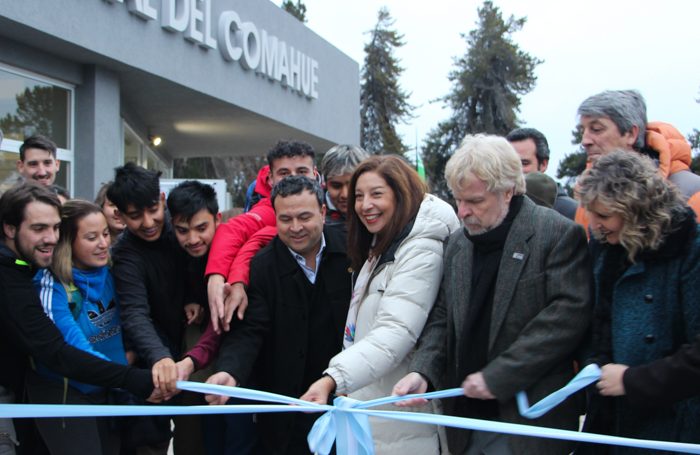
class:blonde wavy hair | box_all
[577,150,687,261]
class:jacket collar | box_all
[273,225,346,277]
[375,217,415,269]
[0,242,32,271]
[489,197,537,349]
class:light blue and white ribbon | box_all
[2,365,699,455]
[517,363,602,419]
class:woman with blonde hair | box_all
[28,200,130,455]
[577,150,700,451]
[302,155,460,453]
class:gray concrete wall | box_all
[0,0,360,146]
[74,65,122,199]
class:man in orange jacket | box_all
[576,89,700,228]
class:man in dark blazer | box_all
[205,176,352,454]
[394,135,592,454]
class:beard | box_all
[462,199,510,236]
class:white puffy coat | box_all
[325,194,460,454]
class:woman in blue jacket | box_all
[578,151,700,453]
[28,200,128,455]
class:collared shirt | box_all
[325,192,338,212]
[287,233,326,283]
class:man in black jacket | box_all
[0,182,154,454]
[108,163,188,396]
[205,176,352,454]
[108,163,189,453]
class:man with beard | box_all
[16,135,61,186]
[0,183,154,454]
[394,135,592,454]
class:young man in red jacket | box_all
[205,140,317,333]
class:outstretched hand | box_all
[205,372,238,406]
[392,372,429,407]
[207,274,227,333]
[462,372,495,400]
[223,282,249,327]
[597,363,629,396]
[300,375,336,405]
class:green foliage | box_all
[422,1,541,199]
[690,129,700,174]
[360,7,413,155]
[556,149,587,194]
[691,90,700,174]
[281,0,307,23]
[571,124,583,145]
[555,125,587,193]
[0,86,60,140]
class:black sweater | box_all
[111,221,188,366]
[0,243,152,398]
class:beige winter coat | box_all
[325,194,460,454]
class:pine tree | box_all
[690,89,700,173]
[281,0,307,23]
[360,7,413,155]
[422,1,541,199]
[556,125,587,193]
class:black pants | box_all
[25,371,119,455]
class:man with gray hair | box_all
[576,89,700,224]
[506,127,578,219]
[394,135,592,454]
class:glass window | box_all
[0,151,20,193]
[0,67,71,149]
[123,122,171,177]
[0,151,70,195]
[124,125,140,165]
[0,64,73,194]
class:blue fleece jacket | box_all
[34,266,127,394]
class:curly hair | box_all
[577,150,687,261]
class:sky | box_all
[299,0,700,179]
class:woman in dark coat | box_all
[577,151,700,453]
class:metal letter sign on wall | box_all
[103,0,320,100]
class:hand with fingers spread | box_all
[205,372,238,406]
[392,372,429,407]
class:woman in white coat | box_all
[301,155,460,453]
